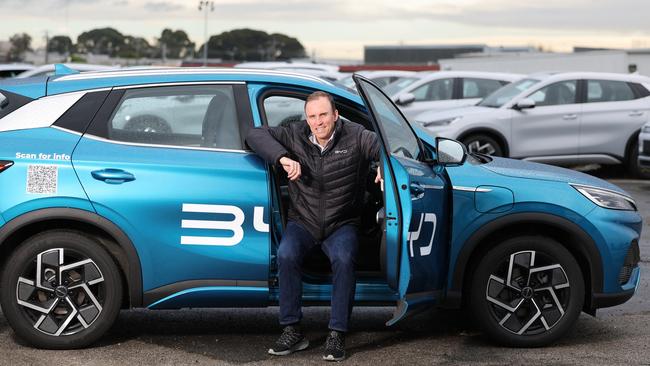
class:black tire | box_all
[469,236,584,347]
[123,115,171,133]
[0,230,123,349]
[625,139,650,179]
[461,134,504,157]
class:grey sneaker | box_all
[323,330,345,361]
[268,325,309,356]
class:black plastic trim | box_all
[233,83,254,150]
[85,89,125,137]
[143,279,267,307]
[0,89,34,119]
[53,90,110,133]
[0,208,143,307]
[591,288,635,309]
[448,212,604,308]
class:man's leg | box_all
[277,221,316,327]
[320,224,359,332]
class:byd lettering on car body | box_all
[180,203,269,246]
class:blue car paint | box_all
[0,70,641,319]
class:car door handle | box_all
[629,111,644,117]
[562,114,578,120]
[91,169,136,184]
[410,182,425,197]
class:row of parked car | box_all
[3,61,650,177]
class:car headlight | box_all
[571,184,637,211]
[420,116,461,127]
[642,125,650,133]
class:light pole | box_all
[198,1,214,66]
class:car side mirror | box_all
[514,98,535,110]
[436,137,467,166]
[395,93,415,106]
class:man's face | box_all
[305,96,338,143]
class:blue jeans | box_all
[277,221,358,332]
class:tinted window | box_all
[412,78,453,102]
[587,80,636,103]
[528,80,577,107]
[358,81,420,160]
[108,85,242,150]
[462,78,506,99]
[479,78,540,108]
[264,96,306,127]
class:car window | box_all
[357,81,421,160]
[108,85,242,150]
[264,96,306,127]
[479,78,540,108]
[528,80,577,107]
[587,80,636,103]
[411,78,453,102]
[462,78,506,99]
[384,77,419,96]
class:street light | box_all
[198,1,214,67]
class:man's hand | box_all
[280,156,302,181]
[374,165,383,191]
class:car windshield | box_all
[478,78,540,108]
[384,77,419,97]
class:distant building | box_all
[364,44,486,64]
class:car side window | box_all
[263,96,306,127]
[587,80,636,103]
[411,78,453,102]
[107,85,242,150]
[528,80,577,107]
[462,78,505,99]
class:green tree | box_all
[76,27,125,56]
[119,36,154,58]
[47,35,73,54]
[199,28,305,61]
[157,28,195,59]
[8,33,32,61]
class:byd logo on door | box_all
[180,204,269,246]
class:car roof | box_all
[525,71,650,83]
[15,63,117,79]
[416,70,524,82]
[0,63,35,72]
[30,67,361,104]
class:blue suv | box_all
[0,66,641,349]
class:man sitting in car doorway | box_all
[246,91,381,361]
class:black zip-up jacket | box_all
[246,119,380,240]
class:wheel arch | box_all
[0,208,142,308]
[624,128,641,162]
[445,212,603,313]
[457,128,510,157]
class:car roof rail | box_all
[54,64,80,76]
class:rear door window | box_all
[586,80,636,103]
[462,78,506,99]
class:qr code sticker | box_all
[27,165,58,194]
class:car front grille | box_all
[619,240,640,285]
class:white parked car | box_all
[234,61,345,82]
[389,71,523,119]
[417,72,650,177]
[338,70,416,90]
[0,63,34,79]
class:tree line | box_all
[6,27,306,62]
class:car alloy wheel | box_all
[485,250,570,335]
[461,134,504,156]
[1,230,122,349]
[470,236,584,347]
[16,248,106,336]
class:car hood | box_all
[482,157,628,195]
[414,105,504,124]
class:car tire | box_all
[0,230,123,349]
[461,134,504,156]
[625,140,650,179]
[469,236,584,347]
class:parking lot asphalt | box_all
[1,179,650,365]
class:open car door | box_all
[354,75,451,325]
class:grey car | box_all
[416,72,650,177]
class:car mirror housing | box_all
[0,93,7,109]
[514,98,535,110]
[396,93,416,106]
[436,137,467,166]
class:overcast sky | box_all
[1,0,649,60]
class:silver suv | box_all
[416,72,650,177]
